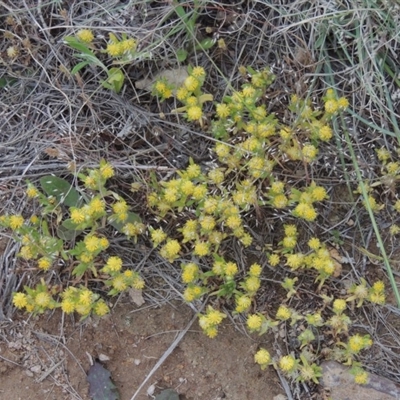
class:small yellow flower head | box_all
[284,225,297,236]
[79,289,94,306]
[180,179,195,196]
[200,216,216,231]
[369,291,385,305]
[176,87,189,101]
[216,103,231,119]
[99,162,114,179]
[226,214,242,230]
[112,200,129,215]
[208,168,225,185]
[150,228,167,247]
[225,261,238,277]
[186,96,198,107]
[207,307,226,325]
[75,304,91,316]
[337,97,349,109]
[26,185,39,198]
[268,254,280,267]
[235,295,252,313]
[294,203,317,221]
[306,312,324,327]
[318,125,333,141]
[279,355,297,373]
[215,143,231,159]
[61,299,75,314]
[376,147,391,162]
[333,299,347,314]
[282,236,296,249]
[191,66,205,78]
[76,29,94,43]
[308,237,321,250]
[302,144,318,162]
[35,292,51,307]
[88,197,105,215]
[123,222,144,237]
[184,76,199,91]
[280,127,292,141]
[254,348,271,367]
[105,256,123,273]
[7,46,18,58]
[249,263,262,277]
[84,235,101,253]
[13,292,28,309]
[194,241,210,257]
[9,215,24,230]
[160,239,181,261]
[19,245,34,260]
[181,262,198,283]
[285,253,304,270]
[121,38,137,52]
[354,370,369,385]
[38,257,52,271]
[186,163,202,179]
[311,186,328,201]
[247,314,263,331]
[112,275,128,291]
[273,194,288,208]
[106,42,124,57]
[30,215,39,224]
[245,276,261,293]
[325,99,338,114]
[205,326,218,338]
[192,184,207,200]
[71,208,85,224]
[94,300,110,316]
[181,219,198,241]
[271,181,285,194]
[276,305,291,321]
[132,276,145,290]
[187,106,203,121]
[348,334,367,354]
[372,280,385,293]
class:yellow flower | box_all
[200,216,216,231]
[94,300,109,316]
[75,304,91,316]
[182,263,199,283]
[160,239,181,261]
[311,186,327,201]
[35,292,51,307]
[38,257,52,271]
[325,99,338,114]
[79,290,94,306]
[372,281,385,293]
[245,276,261,293]
[354,370,369,385]
[273,194,288,208]
[318,125,333,141]
[247,314,262,330]
[269,254,280,267]
[71,208,85,224]
[207,308,226,325]
[302,144,318,161]
[235,295,251,313]
[88,198,105,215]
[112,200,128,215]
[225,261,238,277]
[150,228,167,246]
[132,276,145,290]
[333,299,347,314]
[308,237,320,250]
[226,215,242,230]
[180,180,195,196]
[194,241,210,257]
[280,127,292,141]
[337,97,349,109]
[184,76,199,91]
[216,103,230,119]
[13,292,28,309]
[121,38,137,52]
[9,215,24,230]
[254,348,271,366]
[105,256,123,273]
[76,29,94,43]
[186,163,202,179]
[348,334,365,353]
[61,299,75,314]
[207,168,225,185]
[191,66,205,78]
[214,143,231,158]
[100,162,114,179]
[205,326,218,338]
[276,305,291,321]
[30,215,39,224]
[176,87,189,101]
[279,355,297,373]
[112,275,127,291]
[187,106,202,121]
[192,185,207,200]
[26,186,39,198]
[19,245,34,260]
[84,235,101,253]
[106,42,124,57]
[249,263,262,277]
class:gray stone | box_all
[321,361,400,400]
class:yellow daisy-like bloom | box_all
[282,236,297,249]
[105,256,123,273]
[61,299,75,314]
[184,76,199,91]
[205,326,218,338]
[176,87,189,101]
[122,222,142,237]
[318,125,333,141]
[38,257,52,271]
[100,237,109,249]
[100,163,114,179]
[186,163,202,179]
[112,275,128,291]
[183,287,196,302]
[121,38,137,52]
[245,276,261,293]
[161,239,181,259]
[112,200,128,215]
[273,194,288,209]
[216,103,230,119]
[150,228,167,246]
[192,185,207,200]
[200,216,216,231]
[348,334,365,354]
[372,281,385,293]
[280,127,292,141]
[132,276,145,290]
[187,106,202,121]
[106,42,124,57]
[180,180,195,196]
[208,168,225,185]
[194,241,210,257]
[225,261,238,277]
[9,215,24,230]
[191,66,205,78]
[240,233,253,247]
[276,305,291,321]
[214,143,231,158]
[325,99,338,114]
[163,188,178,203]
[79,290,94,306]
[75,304,91,316]
[203,197,218,214]
[242,85,256,98]
[354,370,369,385]
[19,245,34,260]
[308,237,320,250]
[94,300,109,316]
[186,96,198,106]
[279,355,297,373]
[88,198,105,215]
[182,263,199,284]
[207,308,226,325]
[35,292,51,307]
[76,29,94,43]
[369,292,385,305]
[235,295,251,313]
[252,106,267,121]
[284,224,297,236]
[286,253,304,270]
[269,254,280,267]
[254,348,271,366]
[85,235,101,253]
[247,314,262,330]
[333,299,347,314]
[337,97,349,109]
[271,181,285,194]
[71,208,85,224]
[311,186,327,201]
[80,252,93,263]
[209,230,225,245]
[13,292,28,309]
[226,215,242,230]
[26,186,39,198]
[302,144,318,161]
[249,263,262,277]
[30,215,39,224]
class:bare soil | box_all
[0,300,284,400]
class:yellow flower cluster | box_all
[198,306,226,338]
[153,79,173,101]
[76,29,94,43]
[106,35,137,57]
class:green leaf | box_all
[87,360,120,400]
[72,262,91,278]
[71,61,90,75]
[57,224,81,241]
[64,36,95,56]
[176,49,188,62]
[195,38,215,51]
[107,68,124,93]
[39,176,81,207]
[109,212,142,233]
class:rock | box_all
[321,361,400,400]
